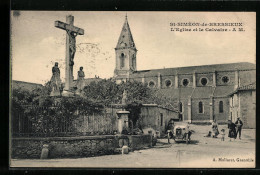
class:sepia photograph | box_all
[10,11,256,168]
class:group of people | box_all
[207,117,243,141]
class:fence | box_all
[11,105,119,137]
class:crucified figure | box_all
[67,30,78,66]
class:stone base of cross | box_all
[62,89,75,97]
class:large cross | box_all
[55,15,84,93]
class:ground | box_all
[10,124,255,168]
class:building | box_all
[139,104,178,136]
[113,16,256,124]
[12,80,43,91]
[229,82,256,128]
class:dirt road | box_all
[10,125,255,168]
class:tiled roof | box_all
[192,87,214,98]
[157,88,180,99]
[130,62,255,78]
[213,85,235,97]
[229,82,256,96]
[158,87,194,99]
[12,80,43,91]
[12,80,43,86]
[237,82,256,91]
[179,88,194,98]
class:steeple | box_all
[116,14,136,49]
[114,15,138,83]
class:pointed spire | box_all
[116,15,136,49]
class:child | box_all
[204,131,212,137]
[221,129,225,141]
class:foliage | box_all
[82,79,178,128]
[125,102,142,127]
[11,79,177,135]
[11,86,104,135]
[83,79,161,105]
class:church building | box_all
[113,16,256,124]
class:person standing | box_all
[235,117,243,140]
[228,120,237,141]
[211,119,219,138]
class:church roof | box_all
[116,15,136,50]
[158,87,194,99]
[157,89,179,99]
[131,62,255,78]
[213,85,235,97]
[192,87,214,98]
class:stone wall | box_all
[178,74,193,88]
[230,91,255,129]
[161,75,175,88]
[11,135,152,159]
[72,113,118,134]
[139,105,178,135]
[191,98,211,121]
[196,73,213,87]
[128,135,152,150]
[239,91,256,129]
[213,97,230,123]
[239,70,256,86]
[179,99,189,121]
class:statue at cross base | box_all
[50,62,62,96]
[75,66,85,95]
[122,89,128,105]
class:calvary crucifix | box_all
[55,15,84,94]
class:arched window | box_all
[132,54,136,69]
[199,101,203,113]
[120,53,125,68]
[179,102,183,113]
[219,101,224,113]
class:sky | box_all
[11,11,256,84]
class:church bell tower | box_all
[114,15,137,82]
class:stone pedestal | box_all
[50,88,61,97]
[40,144,49,159]
[62,89,75,97]
[116,111,130,134]
[75,89,84,96]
